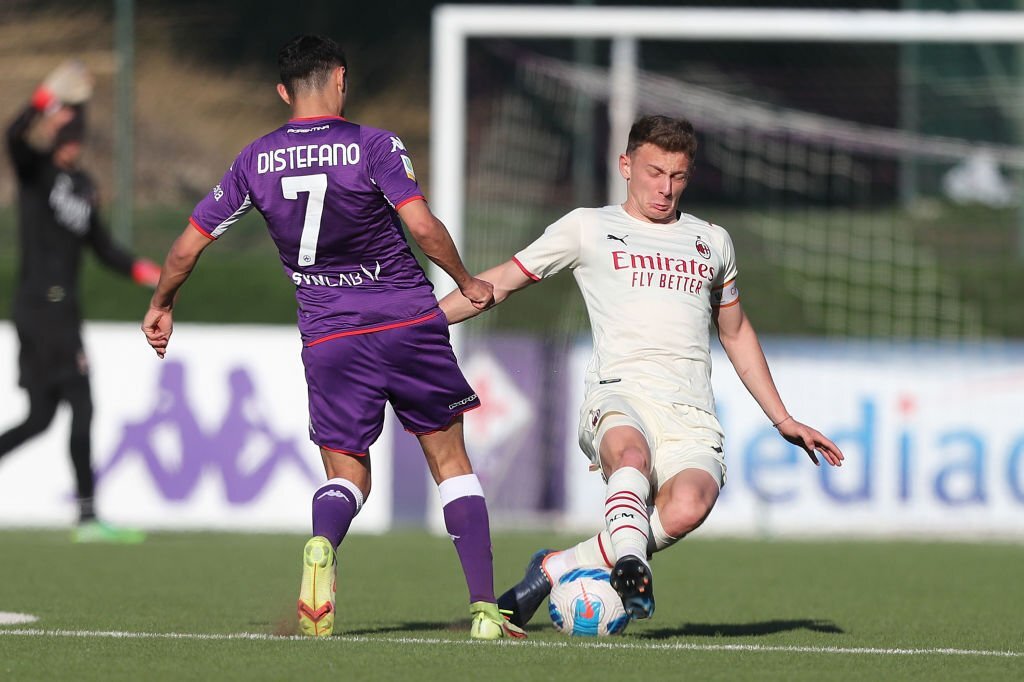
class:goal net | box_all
[429,7,1024,522]
[435,7,1024,342]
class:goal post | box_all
[430,5,1024,296]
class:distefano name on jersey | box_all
[256,143,361,174]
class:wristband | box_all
[772,415,793,428]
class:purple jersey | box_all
[190,115,437,343]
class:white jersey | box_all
[513,205,739,415]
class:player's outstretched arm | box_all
[713,299,844,467]
[142,224,214,359]
[438,259,535,325]
[398,199,494,309]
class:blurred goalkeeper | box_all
[0,60,160,543]
[440,115,845,629]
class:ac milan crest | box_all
[695,237,712,259]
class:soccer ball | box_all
[548,567,630,636]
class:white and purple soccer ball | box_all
[548,567,630,637]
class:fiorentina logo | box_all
[695,237,711,259]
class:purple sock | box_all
[311,479,363,550]
[439,474,495,604]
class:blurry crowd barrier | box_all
[0,321,1022,538]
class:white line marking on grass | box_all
[0,613,38,625]
[0,628,1020,658]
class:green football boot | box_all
[469,601,527,640]
[297,536,336,637]
[72,520,146,544]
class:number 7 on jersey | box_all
[282,173,327,266]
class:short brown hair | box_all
[626,115,697,159]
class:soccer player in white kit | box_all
[440,115,845,629]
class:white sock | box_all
[542,530,615,585]
[573,530,614,568]
[437,473,484,505]
[604,467,651,564]
[647,507,680,555]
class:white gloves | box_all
[32,60,94,113]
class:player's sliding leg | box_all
[497,537,623,629]
[499,503,684,628]
[500,485,651,627]
[604,463,655,619]
[496,548,557,629]
[499,421,658,625]
[498,479,659,627]
[566,507,680,566]
[605,467,655,620]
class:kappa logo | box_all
[695,237,712,259]
[606,234,628,246]
[97,362,319,504]
[390,136,406,152]
[317,489,351,502]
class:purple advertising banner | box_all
[390,334,570,525]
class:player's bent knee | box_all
[604,447,650,476]
[659,496,715,537]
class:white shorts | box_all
[577,387,727,492]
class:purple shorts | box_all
[300,310,480,455]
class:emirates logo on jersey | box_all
[695,237,712,260]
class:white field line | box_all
[0,628,1020,658]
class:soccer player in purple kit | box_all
[142,35,523,640]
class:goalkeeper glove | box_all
[31,60,94,114]
[131,259,162,288]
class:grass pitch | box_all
[0,530,1021,681]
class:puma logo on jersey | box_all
[606,233,628,245]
